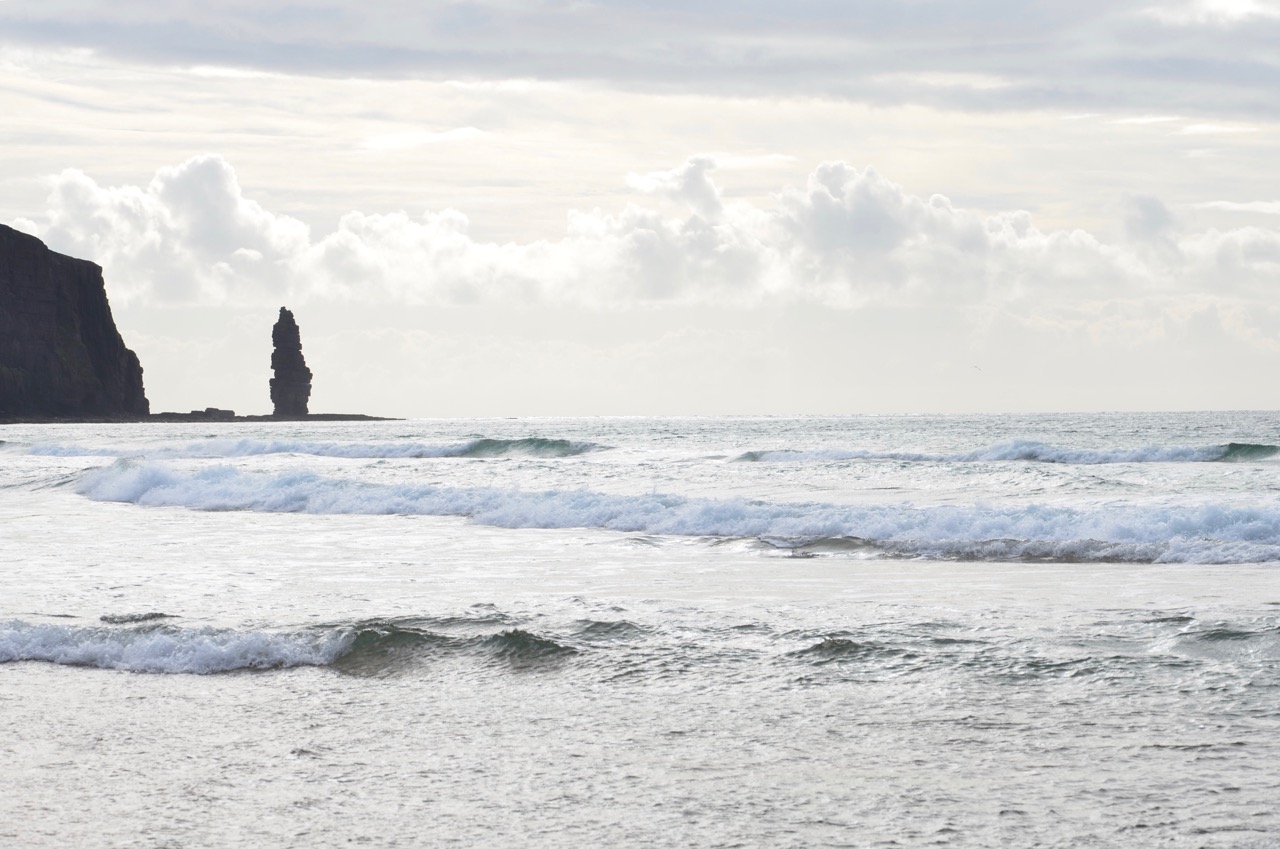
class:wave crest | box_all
[0,620,349,674]
[0,618,581,675]
[29,436,605,460]
[472,629,578,661]
[735,440,1279,465]
[73,461,1280,564]
[789,637,910,663]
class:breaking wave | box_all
[75,460,1280,563]
[28,436,605,460]
[0,617,585,675]
[735,440,1279,465]
[5,614,1276,676]
[0,619,350,674]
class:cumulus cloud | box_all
[1123,195,1177,243]
[25,155,1280,314]
[626,156,724,218]
[39,155,308,302]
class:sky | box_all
[2,0,1279,416]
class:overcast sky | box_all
[2,0,1279,416]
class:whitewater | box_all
[2,411,1278,848]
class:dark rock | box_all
[0,223,149,418]
[269,306,311,416]
[187,407,235,420]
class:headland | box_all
[1,223,396,423]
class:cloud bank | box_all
[21,155,1280,315]
[1,1,1279,118]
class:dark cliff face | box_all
[270,306,312,416]
[0,224,149,418]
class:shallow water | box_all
[2,413,1279,847]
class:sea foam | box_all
[0,618,587,674]
[75,460,1280,563]
[0,620,350,674]
[735,440,1278,464]
[29,436,604,460]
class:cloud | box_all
[38,155,309,302]
[1180,226,1280,289]
[626,156,724,218]
[360,127,491,151]
[710,154,797,170]
[1195,200,1280,214]
[24,155,1280,314]
[1123,194,1177,241]
[1144,0,1280,25]
[2,2,1280,119]
[1174,123,1259,134]
[1112,115,1184,124]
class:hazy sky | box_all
[3,0,1279,416]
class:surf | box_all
[27,435,607,460]
[74,460,1280,564]
[733,439,1279,465]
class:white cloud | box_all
[1196,200,1280,214]
[39,155,309,302]
[182,65,277,80]
[1145,0,1280,24]
[869,72,1015,91]
[25,155,1280,316]
[1174,123,1260,135]
[1180,226,1280,288]
[1112,116,1184,125]
[2,2,1278,120]
[708,154,797,171]
[626,156,724,218]
[360,127,491,151]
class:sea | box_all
[2,411,1278,848]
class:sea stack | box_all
[0,223,149,419]
[269,306,311,417]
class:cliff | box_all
[0,224,149,418]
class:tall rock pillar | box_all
[269,307,311,416]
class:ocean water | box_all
[2,411,1278,848]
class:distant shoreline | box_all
[0,413,400,425]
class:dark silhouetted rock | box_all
[0,223,149,419]
[270,307,311,416]
[191,407,235,420]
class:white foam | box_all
[31,438,473,459]
[738,439,1248,464]
[75,461,1280,563]
[29,436,602,460]
[33,437,1262,465]
[0,620,351,674]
